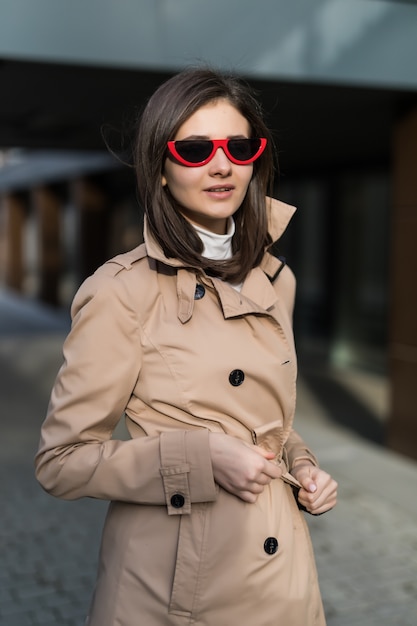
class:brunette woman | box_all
[36,68,337,626]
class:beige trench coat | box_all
[35,198,326,626]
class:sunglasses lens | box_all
[228,138,262,161]
[173,140,213,163]
[168,138,266,165]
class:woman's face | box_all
[162,99,253,234]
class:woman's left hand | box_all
[290,463,338,515]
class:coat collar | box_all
[266,196,296,244]
[143,197,296,323]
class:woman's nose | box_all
[208,147,232,174]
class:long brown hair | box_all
[134,67,275,283]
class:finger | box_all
[257,473,273,486]
[247,476,271,492]
[248,482,266,494]
[300,481,336,504]
[309,503,336,515]
[304,473,336,498]
[298,493,336,514]
[262,461,284,480]
[239,490,259,504]
[301,484,338,513]
[309,491,338,514]
[245,457,281,482]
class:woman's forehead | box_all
[175,100,250,140]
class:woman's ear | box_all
[161,174,167,187]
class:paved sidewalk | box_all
[1,289,416,625]
[296,380,417,626]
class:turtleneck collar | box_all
[193,218,235,261]
[192,218,244,291]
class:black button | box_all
[170,494,185,508]
[194,284,206,300]
[229,369,245,386]
[264,537,278,555]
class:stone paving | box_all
[296,383,417,626]
[1,290,417,625]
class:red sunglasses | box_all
[166,137,267,167]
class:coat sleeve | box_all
[284,430,319,471]
[34,267,217,513]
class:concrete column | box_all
[387,107,417,460]
[1,193,27,291]
[72,178,110,283]
[32,186,62,306]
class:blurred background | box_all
[1,0,417,460]
[0,2,417,624]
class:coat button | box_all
[194,284,206,300]
[264,537,279,555]
[229,369,245,386]
[170,493,185,508]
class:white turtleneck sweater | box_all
[193,218,243,292]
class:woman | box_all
[35,68,337,626]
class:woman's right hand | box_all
[209,433,282,503]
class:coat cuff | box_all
[284,431,319,471]
[291,452,319,469]
[160,429,217,515]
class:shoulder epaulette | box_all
[105,243,148,271]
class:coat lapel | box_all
[143,197,296,322]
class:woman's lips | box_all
[204,185,235,198]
